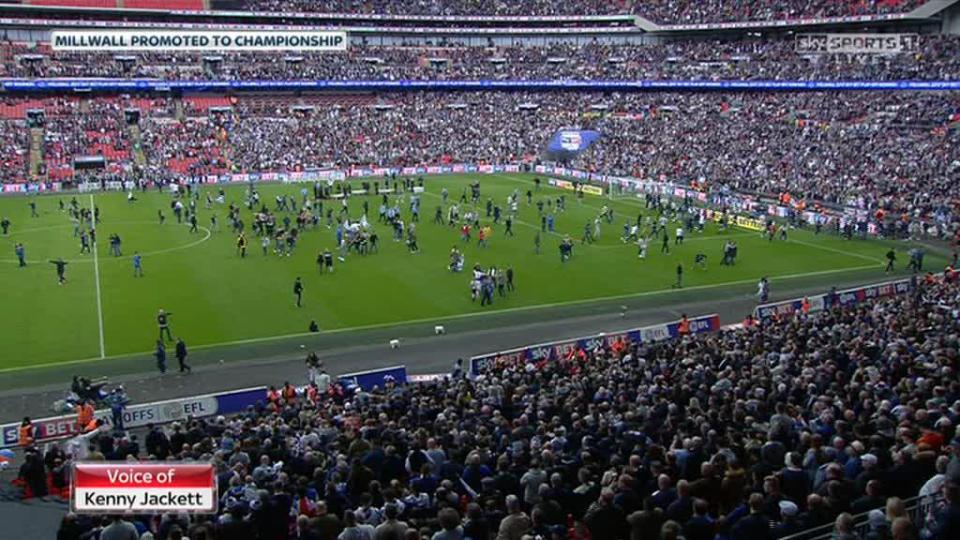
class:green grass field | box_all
[0,173,937,370]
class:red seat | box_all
[125,0,204,8]
[30,0,118,7]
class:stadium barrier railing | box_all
[781,492,943,540]
[4,79,960,92]
[1,155,928,239]
[7,159,891,239]
[468,313,721,376]
[0,386,265,449]
[754,277,913,321]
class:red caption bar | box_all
[72,463,217,514]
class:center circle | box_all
[0,221,211,264]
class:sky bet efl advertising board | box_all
[72,463,217,514]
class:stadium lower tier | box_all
[16,275,960,540]
[0,91,957,223]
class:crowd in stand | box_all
[159,91,960,231]
[30,276,960,539]
[569,91,960,223]
[41,98,131,179]
[225,95,550,173]
[0,119,30,183]
[5,37,960,81]
[232,0,924,23]
[639,0,925,25]
[140,111,232,179]
[5,90,959,231]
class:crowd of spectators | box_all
[33,275,960,540]
[232,0,925,23]
[0,119,30,183]
[139,110,233,179]
[638,0,925,25]
[4,36,960,82]
[237,0,628,17]
[570,91,960,221]
[5,90,959,227]
[180,91,960,226]
[224,94,550,172]
[41,98,131,180]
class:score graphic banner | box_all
[51,30,348,52]
[72,463,217,514]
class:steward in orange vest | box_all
[76,401,94,431]
[677,314,691,336]
[282,382,297,405]
[83,417,102,434]
[266,386,281,407]
[18,417,35,447]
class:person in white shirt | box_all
[520,460,547,506]
[638,237,648,259]
[919,455,950,503]
[316,369,331,394]
[340,511,374,540]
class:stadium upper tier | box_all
[0,0,928,24]
[236,0,926,22]
[4,37,960,81]
[2,91,957,227]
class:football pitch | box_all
[0,173,935,370]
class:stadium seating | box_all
[0,99,45,120]
[33,275,960,540]
[18,0,203,6]
[3,90,957,238]
[124,0,205,8]
[40,97,130,179]
[3,3,958,539]
[3,37,959,81]
[232,0,924,22]
[28,0,119,7]
[0,0,930,22]
[0,119,30,183]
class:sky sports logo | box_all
[72,463,217,514]
[795,33,918,54]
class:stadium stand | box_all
[17,275,959,539]
[40,97,130,179]
[3,37,960,81]
[232,0,925,22]
[125,0,205,8]
[0,117,29,183]
[2,91,956,238]
[2,0,959,538]
[28,0,119,7]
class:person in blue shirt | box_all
[154,340,167,374]
[461,454,493,493]
[105,387,129,432]
[132,252,143,277]
[14,242,25,267]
